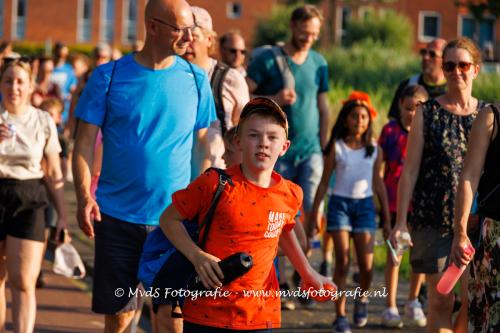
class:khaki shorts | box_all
[409,229,453,274]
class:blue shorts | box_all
[275,153,323,212]
[326,195,376,233]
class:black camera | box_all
[189,252,253,291]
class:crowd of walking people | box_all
[0,0,498,332]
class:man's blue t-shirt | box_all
[51,63,77,123]
[75,54,216,225]
[247,49,329,162]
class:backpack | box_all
[210,62,231,134]
[249,45,295,90]
[137,168,233,292]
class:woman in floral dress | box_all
[450,100,500,333]
[391,37,484,332]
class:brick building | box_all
[322,0,500,59]
[0,0,275,49]
[0,0,498,60]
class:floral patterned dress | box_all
[468,217,500,333]
[469,104,500,333]
[410,99,484,234]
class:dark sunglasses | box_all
[3,55,32,65]
[419,48,441,59]
[227,48,247,56]
[442,61,473,73]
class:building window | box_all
[12,0,26,39]
[358,6,374,21]
[123,0,137,44]
[459,14,495,54]
[418,11,440,42]
[101,0,115,43]
[337,6,351,43]
[226,2,241,19]
[78,0,92,42]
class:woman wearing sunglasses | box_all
[0,58,67,332]
[390,37,484,333]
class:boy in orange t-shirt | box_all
[159,98,332,332]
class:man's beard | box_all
[291,36,308,51]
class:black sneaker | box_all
[352,272,360,284]
[418,283,428,308]
[279,283,296,311]
[319,261,332,276]
[292,270,301,288]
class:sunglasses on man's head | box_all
[419,48,441,59]
[226,48,247,56]
[442,61,473,73]
[3,55,32,65]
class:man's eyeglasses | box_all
[226,48,247,56]
[442,61,473,73]
[152,18,196,36]
[419,48,441,59]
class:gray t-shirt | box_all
[0,106,61,180]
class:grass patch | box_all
[373,243,411,281]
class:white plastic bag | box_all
[53,243,86,279]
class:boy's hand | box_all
[192,251,224,289]
[300,267,334,292]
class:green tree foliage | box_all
[455,0,500,19]
[343,10,413,50]
[252,5,293,47]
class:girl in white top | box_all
[0,57,67,333]
[308,92,390,332]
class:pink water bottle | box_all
[437,244,475,295]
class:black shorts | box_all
[0,178,48,242]
[92,213,155,314]
[409,228,453,274]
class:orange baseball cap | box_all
[343,91,377,119]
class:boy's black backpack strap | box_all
[210,62,230,134]
[198,168,233,248]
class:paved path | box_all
[3,184,426,332]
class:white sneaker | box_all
[281,299,296,311]
[404,299,427,327]
[381,307,403,328]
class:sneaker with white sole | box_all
[333,316,352,333]
[353,299,368,327]
[381,307,403,328]
[404,299,427,327]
